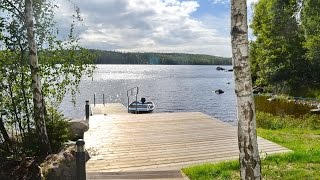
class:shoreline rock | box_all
[40,144,90,180]
[67,120,89,141]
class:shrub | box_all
[45,108,71,153]
[256,111,320,130]
[22,107,71,156]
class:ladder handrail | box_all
[127,86,139,97]
[127,87,139,113]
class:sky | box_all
[55,0,258,57]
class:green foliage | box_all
[256,111,320,130]
[249,0,319,95]
[45,108,71,153]
[306,89,320,99]
[301,0,320,88]
[19,108,71,156]
[40,48,96,105]
[93,50,232,65]
[0,0,95,159]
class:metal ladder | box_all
[127,87,139,113]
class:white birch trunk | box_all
[25,0,51,154]
[231,0,261,179]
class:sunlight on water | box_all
[92,65,163,80]
[60,65,237,124]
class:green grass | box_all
[183,161,240,180]
[182,112,320,180]
[257,128,320,179]
[256,111,320,130]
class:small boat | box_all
[128,97,155,113]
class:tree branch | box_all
[1,0,24,20]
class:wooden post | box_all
[85,101,89,121]
[94,93,96,107]
[103,94,105,106]
[76,139,86,180]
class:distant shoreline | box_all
[92,50,232,65]
[94,63,233,65]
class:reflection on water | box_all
[255,95,313,117]
[60,65,237,124]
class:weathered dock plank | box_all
[90,103,127,115]
[85,103,291,179]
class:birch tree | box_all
[0,0,95,157]
[230,0,261,179]
[25,0,51,154]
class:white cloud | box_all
[210,0,228,5]
[54,0,232,57]
[210,0,259,5]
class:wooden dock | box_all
[85,103,291,179]
[90,103,129,115]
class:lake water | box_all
[60,65,237,124]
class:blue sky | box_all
[192,0,229,18]
[56,0,258,57]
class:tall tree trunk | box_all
[25,0,51,155]
[0,116,12,146]
[231,0,261,179]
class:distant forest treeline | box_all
[92,50,232,65]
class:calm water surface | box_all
[60,65,237,124]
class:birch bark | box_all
[25,0,51,154]
[231,0,261,179]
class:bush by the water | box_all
[0,108,71,159]
[256,111,320,130]
[0,107,72,179]
[46,108,71,153]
